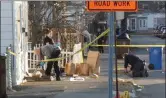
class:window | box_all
[143,19,146,27]
[140,20,142,27]
[139,19,147,28]
[131,19,136,30]
[154,18,157,28]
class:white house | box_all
[127,13,165,32]
[0,1,28,88]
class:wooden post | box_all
[0,56,7,98]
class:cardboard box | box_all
[86,51,100,75]
[34,48,40,55]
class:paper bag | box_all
[65,63,76,76]
[75,63,81,75]
[78,63,90,76]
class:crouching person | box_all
[123,53,148,77]
[40,44,61,81]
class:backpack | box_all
[148,64,155,70]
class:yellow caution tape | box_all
[91,44,165,48]
[7,28,110,62]
[138,85,144,89]
[124,91,130,98]
[8,50,17,56]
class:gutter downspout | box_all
[0,2,1,55]
[12,1,16,86]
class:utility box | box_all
[116,33,130,59]
[0,56,7,98]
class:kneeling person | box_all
[123,53,148,77]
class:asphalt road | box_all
[134,71,165,98]
[130,35,165,45]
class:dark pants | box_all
[45,50,61,79]
[132,60,144,71]
[132,61,145,77]
[98,39,104,53]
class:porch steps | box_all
[24,76,53,82]
[25,68,65,82]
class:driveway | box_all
[130,35,165,45]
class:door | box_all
[130,18,136,31]
[139,19,147,30]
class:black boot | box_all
[56,76,61,81]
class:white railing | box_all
[27,43,73,70]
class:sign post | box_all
[108,12,115,98]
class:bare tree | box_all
[28,1,98,50]
[28,1,76,47]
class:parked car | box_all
[153,26,159,35]
[153,26,161,36]
[154,26,166,37]
[159,29,166,39]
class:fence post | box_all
[65,49,68,64]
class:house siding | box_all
[0,0,14,89]
[127,13,165,33]
[0,1,13,54]
[147,14,154,29]
[1,1,28,87]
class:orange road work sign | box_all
[86,1,138,12]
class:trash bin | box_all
[0,55,7,98]
[116,32,131,59]
[149,47,162,70]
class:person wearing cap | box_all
[40,43,61,81]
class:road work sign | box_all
[86,1,138,12]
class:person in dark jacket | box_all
[43,28,54,45]
[40,43,61,81]
[97,27,105,53]
[123,53,144,73]
[44,36,54,45]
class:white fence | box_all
[27,42,73,70]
